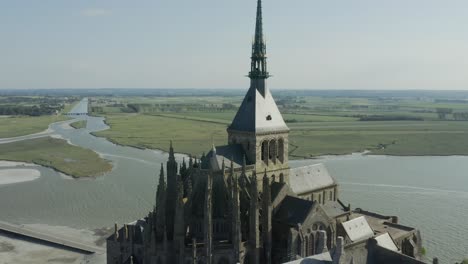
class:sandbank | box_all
[0,169,40,185]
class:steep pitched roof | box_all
[228,87,289,134]
[342,216,374,242]
[274,195,314,226]
[375,233,399,252]
[289,163,336,195]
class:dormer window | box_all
[266,115,272,121]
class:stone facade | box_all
[106,1,426,263]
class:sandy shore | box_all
[0,161,37,168]
[0,224,107,264]
[0,168,41,186]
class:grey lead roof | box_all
[228,86,289,134]
[342,216,374,242]
[203,144,246,170]
[375,233,399,252]
[274,195,314,226]
[289,164,336,195]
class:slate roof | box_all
[229,86,289,134]
[203,144,246,170]
[321,201,348,218]
[274,195,314,226]
[271,182,286,202]
[375,233,399,252]
[289,164,336,195]
[342,216,374,242]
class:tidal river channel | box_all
[0,104,467,262]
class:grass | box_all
[70,120,87,129]
[0,115,68,138]
[93,112,468,158]
[94,114,228,155]
[0,137,112,177]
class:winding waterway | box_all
[0,101,466,262]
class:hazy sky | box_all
[1,0,468,90]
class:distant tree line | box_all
[453,112,468,121]
[0,104,63,116]
[359,115,423,121]
[436,108,453,120]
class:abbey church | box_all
[107,1,425,263]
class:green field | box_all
[70,120,87,129]
[0,137,112,177]
[94,114,228,155]
[93,112,468,158]
[0,115,68,138]
[88,94,468,158]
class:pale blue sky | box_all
[1,0,467,90]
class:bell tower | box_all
[227,0,289,181]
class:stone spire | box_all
[249,171,260,264]
[204,173,213,264]
[249,0,269,81]
[156,163,167,242]
[262,169,272,264]
[174,174,185,263]
[166,141,178,241]
[228,0,289,168]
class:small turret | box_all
[124,224,129,241]
[114,223,119,241]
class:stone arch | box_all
[278,138,284,163]
[261,141,268,164]
[327,226,333,249]
[309,233,315,255]
[296,236,302,256]
[269,139,277,163]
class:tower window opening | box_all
[266,115,272,121]
[261,141,268,163]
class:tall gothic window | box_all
[261,141,268,164]
[269,139,277,163]
[278,138,284,163]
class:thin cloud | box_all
[82,8,111,17]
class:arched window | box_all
[261,141,268,164]
[297,236,302,256]
[309,234,315,255]
[269,139,277,163]
[279,173,284,183]
[305,236,309,256]
[278,138,284,163]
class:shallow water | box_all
[0,107,466,262]
[291,155,468,263]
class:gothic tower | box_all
[227,0,290,182]
[166,141,178,240]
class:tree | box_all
[436,108,453,120]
